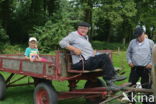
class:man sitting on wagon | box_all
[59,22,126,89]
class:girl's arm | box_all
[24,48,30,59]
[24,56,29,59]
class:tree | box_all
[93,0,137,42]
[134,0,156,38]
[0,0,12,32]
[30,0,82,52]
[46,0,59,16]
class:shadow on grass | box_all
[0,85,87,104]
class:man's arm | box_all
[145,40,154,69]
[149,39,155,65]
[150,40,155,53]
[126,40,134,67]
[59,33,81,55]
[66,45,81,55]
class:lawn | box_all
[0,51,131,104]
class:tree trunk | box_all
[47,0,58,16]
[30,0,44,16]
[0,0,11,30]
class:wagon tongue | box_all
[105,82,132,91]
[99,84,131,104]
[100,83,153,104]
[105,86,122,91]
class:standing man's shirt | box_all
[127,38,154,66]
[24,47,39,57]
[59,31,94,64]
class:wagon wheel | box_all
[0,74,6,100]
[34,82,58,104]
[84,78,107,104]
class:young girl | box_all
[24,37,41,62]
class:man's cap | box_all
[29,37,37,42]
[134,27,144,37]
[77,22,90,27]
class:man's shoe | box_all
[112,74,126,82]
[106,80,122,91]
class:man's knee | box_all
[98,53,109,58]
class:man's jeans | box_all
[129,66,151,89]
[128,66,153,104]
[71,53,116,80]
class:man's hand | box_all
[129,63,134,68]
[73,48,82,55]
[66,45,82,55]
[93,50,96,55]
[146,64,152,69]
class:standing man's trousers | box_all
[129,66,151,89]
[128,66,154,104]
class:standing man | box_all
[127,27,154,103]
[59,22,126,90]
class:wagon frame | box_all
[0,49,152,104]
[0,50,115,104]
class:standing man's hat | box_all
[77,22,90,27]
[134,27,144,37]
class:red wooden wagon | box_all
[0,50,119,104]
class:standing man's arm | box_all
[127,41,134,68]
[59,33,81,55]
[146,40,155,69]
[149,40,155,64]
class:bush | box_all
[30,20,74,53]
[0,25,9,43]
[0,44,26,54]
[30,0,83,53]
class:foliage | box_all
[0,24,8,43]
[92,0,137,42]
[134,0,156,38]
[30,0,83,52]
[0,0,156,50]
[0,43,25,54]
[94,0,137,25]
[30,21,74,52]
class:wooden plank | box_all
[22,61,43,74]
[2,59,20,70]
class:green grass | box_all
[0,51,132,104]
[92,41,128,50]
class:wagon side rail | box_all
[0,55,57,80]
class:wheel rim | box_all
[36,88,49,104]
